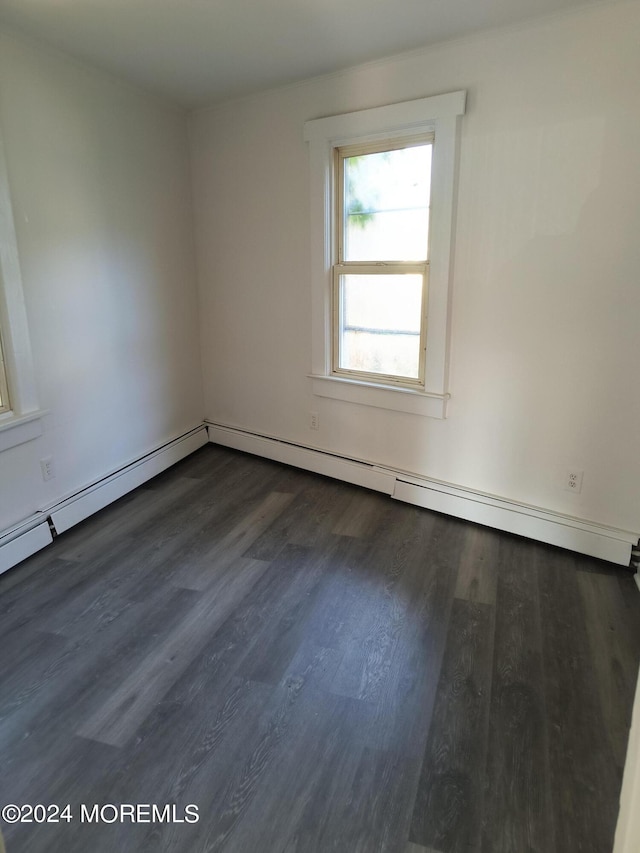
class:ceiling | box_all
[0,0,605,107]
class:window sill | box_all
[309,374,448,418]
[0,411,45,452]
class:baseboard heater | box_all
[207,422,639,567]
[0,516,53,577]
[0,425,208,576]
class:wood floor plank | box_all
[286,478,357,548]
[481,538,555,853]
[330,503,434,701]
[129,633,342,853]
[409,599,493,853]
[237,547,330,685]
[454,525,499,605]
[0,556,95,640]
[0,630,70,720]
[330,745,420,853]
[208,647,361,853]
[171,545,322,694]
[81,676,275,853]
[76,557,269,746]
[0,585,200,769]
[37,537,167,637]
[332,488,388,538]
[243,473,360,561]
[258,702,365,853]
[538,548,622,853]
[0,737,120,853]
[292,534,374,651]
[354,513,460,754]
[192,645,343,853]
[128,452,285,546]
[136,543,329,730]
[577,566,640,770]
[113,453,301,589]
[144,443,236,486]
[405,845,442,853]
[0,542,72,595]
[172,489,295,590]
[56,474,203,562]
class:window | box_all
[333,136,432,387]
[0,128,42,451]
[305,91,465,418]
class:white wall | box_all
[615,663,640,853]
[190,0,640,534]
[0,28,203,532]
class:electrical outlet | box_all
[40,456,55,482]
[564,469,583,493]
[310,411,319,431]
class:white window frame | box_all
[304,90,465,419]
[0,125,42,451]
[0,328,9,415]
[333,134,432,388]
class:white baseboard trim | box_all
[0,518,52,577]
[393,480,634,566]
[49,425,208,534]
[0,425,208,576]
[207,422,638,566]
[208,423,396,494]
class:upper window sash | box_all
[335,133,434,266]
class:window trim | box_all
[0,330,9,414]
[304,90,465,419]
[0,123,43,450]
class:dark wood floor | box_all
[1,445,639,853]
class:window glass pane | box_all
[338,273,423,379]
[343,144,431,262]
